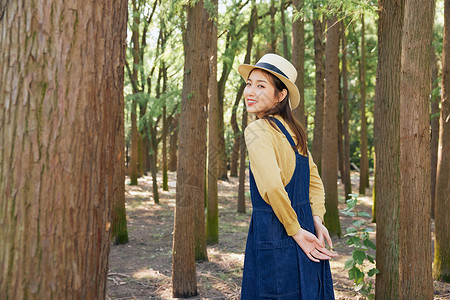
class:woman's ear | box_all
[278,89,288,102]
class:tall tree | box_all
[341,20,352,200]
[398,0,435,297]
[374,0,403,297]
[130,0,141,185]
[434,0,450,283]
[292,0,306,127]
[322,16,341,237]
[238,104,248,214]
[206,0,219,245]
[0,0,127,297]
[430,49,439,219]
[172,0,209,296]
[312,19,325,173]
[359,14,369,195]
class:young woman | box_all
[238,53,336,299]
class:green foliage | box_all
[341,194,378,299]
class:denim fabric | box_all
[241,117,335,300]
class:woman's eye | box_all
[257,85,264,88]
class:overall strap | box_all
[269,117,299,154]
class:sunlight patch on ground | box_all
[133,267,170,281]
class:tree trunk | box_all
[341,20,352,200]
[172,1,209,295]
[150,124,160,204]
[434,0,450,283]
[374,1,403,298]
[130,0,140,186]
[230,84,245,177]
[430,49,439,219]
[291,0,306,127]
[238,104,248,214]
[281,0,289,59]
[322,16,341,237]
[169,115,179,172]
[399,0,435,297]
[359,14,369,195]
[312,19,325,174]
[112,85,128,244]
[269,0,277,53]
[206,0,219,246]
[162,64,169,191]
[0,0,127,297]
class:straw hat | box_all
[237,53,300,110]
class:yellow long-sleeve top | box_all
[244,115,326,236]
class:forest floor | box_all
[106,171,450,300]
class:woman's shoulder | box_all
[245,118,270,135]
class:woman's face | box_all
[244,69,286,118]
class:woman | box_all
[238,53,336,299]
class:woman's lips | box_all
[247,99,256,106]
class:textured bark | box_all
[322,16,341,237]
[229,84,245,177]
[341,20,352,200]
[238,104,248,214]
[374,0,403,298]
[399,0,435,297]
[359,14,369,195]
[172,1,209,296]
[150,124,160,204]
[112,87,128,245]
[269,0,277,53]
[312,19,325,174]
[206,0,219,246]
[130,0,140,186]
[291,0,306,127]
[169,115,179,172]
[434,0,450,283]
[281,0,289,59]
[0,0,127,298]
[162,64,169,191]
[430,49,439,219]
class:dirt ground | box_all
[106,171,450,299]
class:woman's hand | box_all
[292,226,337,263]
[313,215,334,250]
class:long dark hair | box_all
[253,69,308,154]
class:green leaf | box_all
[345,258,355,269]
[363,239,376,250]
[367,255,375,264]
[352,249,366,265]
[362,227,375,233]
[368,268,380,277]
[352,219,365,227]
[348,266,358,280]
[346,236,361,246]
[354,282,364,292]
[346,227,357,233]
[346,198,357,208]
[341,211,356,217]
[357,211,372,218]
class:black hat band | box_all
[255,62,289,80]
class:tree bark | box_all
[269,0,277,53]
[430,49,439,219]
[169,115,179,172]
[130,0,140,185]
[374,1,404,298]
[291,0,306,127]
[281,0,290,59]
[172,1,209,295]
[238,104,248,214]
[0,0,127,297]
[162,63,169,191]
[206,0,219,246]
[399,0,435,297]
[434,0,450,283]
[322,16,341,237]
[230,84,245,177]
[341,20,352,200]
[312,19,325,174]
[359,14,369,195]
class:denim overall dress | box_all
[241,117,334,300]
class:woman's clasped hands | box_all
[292,216,338,263]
